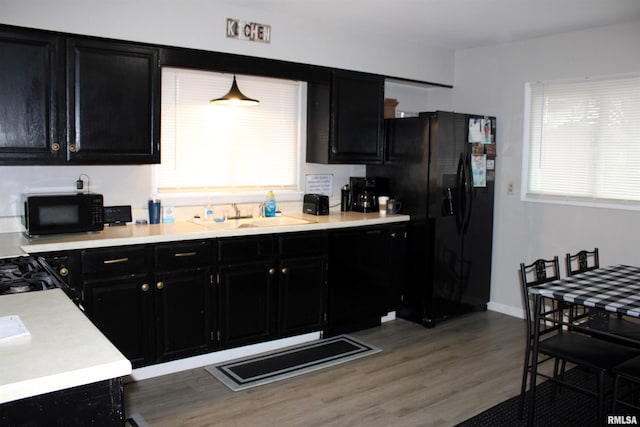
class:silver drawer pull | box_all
[174,252,197,257]
[103,257,129,264]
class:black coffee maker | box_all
[349,177,388,213]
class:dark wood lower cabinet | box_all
[277,233,328,337]
[80,241,215,368]
[218,260,277,348]
[278,257,326,336]
[36,226,404,369]
[217,232,328,349]
[85,267,214,368]
[155,267,213,362]
[85,273,155,368]
[0,378,124,427]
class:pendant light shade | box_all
[210,75,259,106]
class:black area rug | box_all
[206,335,380,391]
[457,368,639,427]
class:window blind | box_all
[158,68,301,192]
[526,73,640,205]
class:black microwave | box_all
[22,193,104,236]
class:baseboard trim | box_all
[487,302,524,319]
[129,332,320,382]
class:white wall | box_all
[0,0,453,84]
[384,81,453,115]
[0,0,452,228]
[452,20,640,317]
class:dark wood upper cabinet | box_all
[0,28,64,164]
[66,38,160,164]
[1,23,396,166]
[307,70,384,164]
[0,25,160,165]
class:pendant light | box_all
[210,75,259,106]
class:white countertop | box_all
[2,211,410,254]
[0,289,132,404]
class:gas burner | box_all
[0,263,21,276]
[0,256,64,296]
[8,282,32,294]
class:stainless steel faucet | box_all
[228,203,253,220]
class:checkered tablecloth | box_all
[529,265,640,318]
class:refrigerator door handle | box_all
[463,154,474,233]
[456,154,465,233]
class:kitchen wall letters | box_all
[226,18,271,43]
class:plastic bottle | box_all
[204,202,214,221]
[264,190,276,217]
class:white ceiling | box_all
[225,0,640,50]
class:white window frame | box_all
[153,69,306,206]
[521,73,640,211]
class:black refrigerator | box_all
[368,110,496,327]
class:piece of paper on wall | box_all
[472,154,487,187]
[468,118,492,144]
[305,174,334,197]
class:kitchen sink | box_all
[247,216,313,227]
[192,215,314,229]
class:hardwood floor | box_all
[125,311,527,426]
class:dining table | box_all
[526,264,640,426]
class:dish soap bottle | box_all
[264,190,276,217]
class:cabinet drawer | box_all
[154,241,214,269]
[82,246,149,275]
[218,237,275,264]
[279,232,328,258]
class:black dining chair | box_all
[612,355,640,412]
[565,248,600,276]
[519,256,637,423]
[566,248,640,346]
[565,248,601,322]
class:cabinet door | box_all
[218,262,276,348]
[383,116,429,164]
[329,70,384,163]
[278,257,326,337]
[0,28,64,164]
[155,268,212,362]
[306,70,383,164]
[66,38,160,164]
[84,273,155,368]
